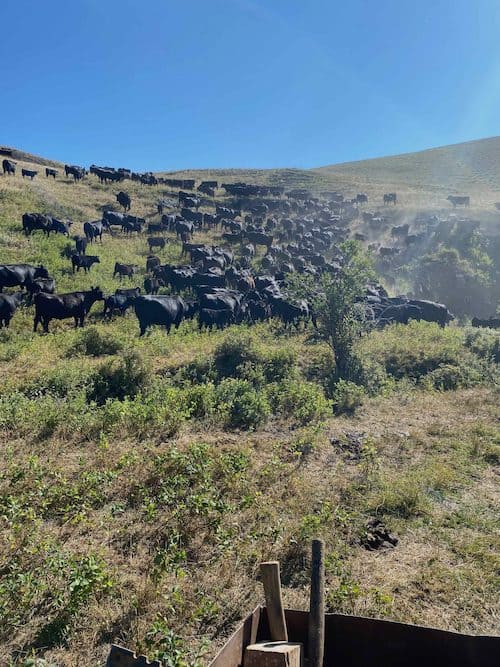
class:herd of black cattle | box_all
[1,157,499,335]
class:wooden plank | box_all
[308,539,325,667]
[260,561,288,642]
[208,606,262,667]
[244,642,302,667]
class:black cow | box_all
[146,255,161,273]
[45,167,58,178]
[409,299,454,327]
[147,237,167,252]
[22,168,37,180]
[116,191,131,211]
[245,231,273,249]
[113,262,135,280]
[102,211,125,228]
[84,220,107,243]
[49,218,72,236]
[34,287,104,332]
[22,212,51,236]
[71,254,100,273]
[2,159,16,175]
[377,304,422,326]
[198,307,234,331]
[0,264,49,291]
[447,195,470,208]
[25,277,56,297]
[74,235,88,255]
[0,293,24,328]
[472,317,500,329]
[383,193,397,205]
[134,295,186,336]
[144,276,162,294]
[65,165,85,181]
[103,287,141,318]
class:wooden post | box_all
[260,561,288,642]
[308,540,325,667]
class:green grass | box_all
[0,148,499,665]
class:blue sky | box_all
[1,0,500,171]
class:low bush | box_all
[68,326,124,357]
[464,327,500,363]
[332,380,365,415]
[216,378,270,430]
[267,380,331,425]
[423,362,483,391]
[213,333,262,379]
[87,350,149,405]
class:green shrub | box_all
[423,363,483,391]
[23,366,92,399]
[262,348,297,383]
[174,357,216,386]
[360,321,463,380]
[216,378,270,429]
[88,350,149,405]
[183,383,217,419]
[68,326,124,357]
[213,333,262,379]
[332,380,365,415]
[267,380,331,425]
[464,328,500,363]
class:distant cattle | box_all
[113,262,135,280]
[0,293,24,328]
[103,287,140,318]
[49,218,72,236]
[74,235,88,255]
[447,195,470,208]
[84,220,108,243]
[22,168,37,180]
[65,164,85,181]
[116,191,131,211]
[146,255,161,273]
[134,295,186,336]
[34,287,103,332]
[25,277,56,296]
[2,159,16,175]
[383,193,397,205]
[144,275,162,294]
[71,254,100,273]
[0,264,49,292]
[22,212,51,236]
[472,316,500,329]
[356,193,368,204]
[45,168,57,179]
[147,237,167,252]
[198,307,234,331]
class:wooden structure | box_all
[209,606,499,667]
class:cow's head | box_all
[35,265,49,278]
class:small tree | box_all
[315,241,374,381]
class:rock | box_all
[362,518,398,551]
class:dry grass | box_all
[0,146,499,666]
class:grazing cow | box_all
[147,237,167,252]
[103,287,140,318]
[146,255,161,273]
[25,277,56,296]
[0,293,24,328]
[377,304,422,326]
[102,210,125,229]
[410,299,454,327]
[71,254,100,273]
[144,276,161,294]
[113,262,135,280]
[74,235,88,255]
[84,220,108,243]
[391,224,409,239]
[134,295,186,336]
[147,223,166,234]
[472,316,500,329]
[22,168,37,180]
[383,193,397,205]
[45,168,57,179]
[121,216,144,234]
[65,164,85,181]
[116,191,131,211]
[49,218,72,236]
[356,193,368,204]
[245,231,273,249]
[34,287,104,332]
[0,264,49,291]
[2,159,16,175]
[447,195,470,208]
[175,220,194,238]
[22,212,51,236]
[198,307,234,331]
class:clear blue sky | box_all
[1,0,500,171]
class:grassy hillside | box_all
[0,147,499,666]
